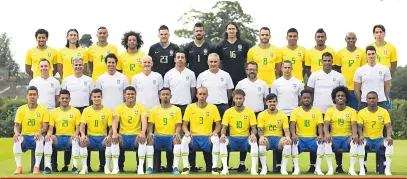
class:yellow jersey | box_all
[81,106,113,136]
[357,107,390,139]
[257,110,289,136]
[290,106,323,137]
[118,51,146,82]
[88,44,119,82]
[247,44,282,87]
[57,47,89,79]
[49,107,81,135]
[280,45,307,82]
[336,48,366,90]
[15,104,49,135]
[113,102,147,135]
[25,46,58,77]
[369,42,397,68]
[222,107,257,136]
[324,106,357,136]
[305,46,336,73]
[183,103,221,136]
[148,105,182,135]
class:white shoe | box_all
[104,166,111,174]
[385,168,392,176]
[326,168,334,175]
[314,168,324,175]
[260,168,267,175]
[292,168,300,175]
[79,168,88,175]
[348,169,358,176]
[220,168,229,175]
[250,168,258,175]
[281,168,288,175]
[137,165,144,175]
[359,168,366,176]
[110,168,119,175]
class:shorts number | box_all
[62,119,68,127]
[304,119,310,127]
[163,118,168,125]
[128,116,133,124]
[372,121,376,128]
[199,117,204,124]
[229,51,236,59]
[338,118,344,127]
[27,119,35,126]
[263,57,268,65]
[236,121,242,128]
[160,56,168,63]
[94,120,99,127]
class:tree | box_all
[0,33,20,78]
[390,65,407,100]
[79,34,93,48]
[175,1,258,45]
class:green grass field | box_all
[1,138,406,177]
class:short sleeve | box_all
[182,105,192,122]
[221,110,230,126]
[247,48,254,63]
[307,73,317,88]
[25,50,32,65]
[87,47,93,62]
[163,72,170,88]
[290,109,298,122]
[80,109,88,124]
[305,50,311,66]
[49,111,56,126]
[157,74,164,90]
[113,105,121,117]
[390,46,398,62]
[357,110,364,124]
[95,76,102,90]
[282,113,289,129]
[350,109,357,122]
[57,50,63,64]
[52,49,58,65]
[148,108,156,124]
[196,74,202,88]
[107,110,113,126]
[123,75,130,88]
[249,110,257,126]
[360,52,367,66]
[15,107,23,124]
[175,108,182,124]
[353,69,362,83]
[336,50,342,66]
[212,105,221,122]
[338,73,346,86]
[82,49,89,64]
[383,109,391,124]
[116,54,123,71]
[263,82,268,98]
[316,110,323,124]
[384,67,392,81]
[140,104,147,117]
[54,79,61,95]
[190,72,196,88]
[298,82,305,95]
[270,81,277,95]
[75,109,81,126]
[257,113,264,128]
[324,108,333,122]
[42,108,50,123]
[275,49,283,63]
[226,73,234,89]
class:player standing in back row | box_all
[148,25,180,77]
[280,28,307,83]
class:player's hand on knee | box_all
[284,136,292,145]
[220,134,226,143]
[291,135,298,144]
[324,135,331,143]
[259,136,266,145]
[13,133,21,142]
[45,134,52,142]
[317,135,324,144]
[211,131,218,137]
[111,133,119,144]
[80,136,87,146]
[138,133,146,144]
[250,134,257,142]
[358,136,365,145]
[185,131,191,137]
[34,132,42,141]
[351,134,358,144]
[386,137,393,146]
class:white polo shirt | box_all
[131,71,163,111]
[196,69,234,104]
[354,63,391,102]
[62,74,94,107]
[270,76,304,116]
[96,71,129,111]
[29,76,61,109]
[164,68,196,105]
[235,78,268,112]
[307,70,345,113]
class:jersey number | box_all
[263,57,268,65]
[236,121,242,128]
[338,118,344,127]
[130,64,136,71]
[27,119,35,126]
[318,59,322,66]
[160,56,168,63]
[229,51,236,59]
[291,57,296,64]
[128,116,133,124]
[372,121,376,128]
[377,55,382,62]
[304,120,310,127]
[348,60,354,67]
[62,120,68,127]
[199,117,204,124]
[163,118,168,125]
[94,120,99,127]
[197,55,201,63]
[268,125,276,131]
[100,55,105,62]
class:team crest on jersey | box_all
[37,113,40,117]
[101,115,106,120]
[378,115,382,120]
[117,79,120,84]
[293,84,297,88]
[346,113,350,118]
[258,87,261,92]
[220,77,224,81]
[135,110,139,115]
[84,81,88,86]
[379,71,383,75]
[244,115,248,120]
[356,55,360,59]
[277,119,281,124]
[270,53,274,57]
[312,114,316,118]
[333,78,336,82]
[238,44,242,51]
[170,50,174,56]
[203,49,208,55]
[137,58,141,62]
[169,112,174,117]
[70,114,73,118]
[153,80,157,85]
[384,50,388,55]
[298,53,302,57]
[48,52,51,57]
[77,52,81,57]
[50,83,54,88]
[206,112,210,116]
[186,76,189,80]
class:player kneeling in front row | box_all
[180,87,222,175]
[323,86,358,175]
[13,86,49,174]
[357,91,394,176]
[219,89,258,175]
[79,88,119,174]
[290,89,325,175]
[147,88,183,174]
[44,89,82,174]
[111,86,148,174]
[258,93,291,175]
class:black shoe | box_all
[72,167,78,174]
[190,166,199,172]
[97,167,104,173]
[61,165,69,172]
[273,166,281,173]
[205,167,212,173]
[364,165,368,173]
[238,164,246,172]
[182,167,190,174]
[163,166,172,172]
[88,167,93,173]
[119,168,125,173]
[307,165,315,173]
[43,167,52,174]
[335,166,345,173]
[52,167,59,172]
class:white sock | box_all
[72,140,80,168]
[358,142,366,171]
[44,140,53,168]
[111,143,120,170]
[316,142,324,171]
[173,144,181,169]
[13,137,23,167]
[105,146,112,169]
[282,145,291,170]
[138,143,147,168]
[250,141,258,171]
[211,136,220,169]
[220,139,228,169]
[80,147,88,170]
[181,136,191,168]
[384,141,394,170]
[349,142,358,171]
[35,137,44,167]
[259,145,267,169]
[324,142,333,170]
[292,143,299,169]
[146,145,154,169]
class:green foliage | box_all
[79,34,93,48]
[389,99,407,139]
[175,1,258,45]
[391,65,407,100]
[0,98,26,137]
[0,33,20,77]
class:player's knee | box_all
[182,136,191,144]
[210,136,219,144]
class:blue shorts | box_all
[332,136,350,152]
[191,136,211,152]
[122,135,137,151]
[88,136,105,151]
[348,90,358,110]
[154,135,174,152]
[22,135,37,152]
[56,135,71,150]
[366,137,385,154]
[298,137,318,153]
[228,136,249,152]
[266,136,282,150]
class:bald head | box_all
[345,32,357,47]
[196,86,208,102]
[141,55,153,71]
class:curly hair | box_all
[331,86,349,104]
[121,31,144,50]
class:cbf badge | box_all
[77,52,82,57]
[48,52,51,57]
[346,113,350,118]
[203,48,208,55]
[37,113,40,117]
[186,76,189,81]
[270,53,274,57]
[238,44,242,51]
[84,81,88,86]
[298,52,302,57]
[277,119,281,124]
[378,115,382,120]
[153,80,157,85]
[135,110,139,115]
[244,115,248,120]
[169,50,174,56]
[70,114,73,118]
[206,112,210,116]
[50,83,54,88]
[117,79,120,84]
[169,112,174,117]
[101,115,106,120]
[356,55,360,59]
[312,114,316,118]
[220,77,224,82]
